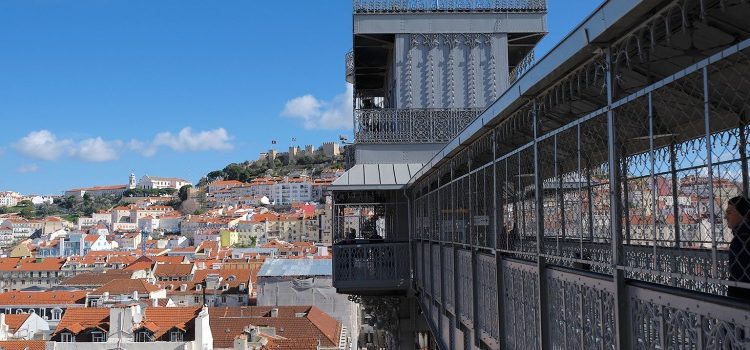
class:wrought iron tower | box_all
[332,1,547,348]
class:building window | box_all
[92,331,106,342]
[194,296,201,304]
[170,330,183,342]
[52,309,62,320]
[60,332,75,342]
[135,331,151,342]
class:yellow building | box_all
[220,229,239,248]
[9,240,33,258]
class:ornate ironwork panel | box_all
[630,284,750,349]
[477,253,499,345]
[415,241,423,291]
[443,245,455,313]
[354,108,481,144]
[333,243,410,291]
[431,244,442,302]
[456,249,473,327]
[501,259,539,350]
[546,268,616,350]
[423,242,431,295]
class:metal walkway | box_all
[408,0,750,348]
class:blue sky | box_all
[0,0,600,195]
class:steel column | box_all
[606,47,631,350]
[532,102,550,350]
[703,66,719,278]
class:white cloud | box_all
[14,130,72,160]
[281,84,353,130]
[17,164,39,173]
[14,127,234,161]
[74,137,120,162]
[143,127,233,156]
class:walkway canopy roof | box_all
[331,163,422,191]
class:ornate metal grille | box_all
[502,259,539,350]
[476,253,499,345]
[456,249,473,327]
[443,245,455,313]
[353,0,547,13]
[431,244,442,302]
[546,268,616,349]
[354,108,480,144]
[630,283,750,349]
[333,243,410,290]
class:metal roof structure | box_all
[257,259,332,277]
[331,163,423,191]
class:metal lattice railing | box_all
[332,242,410,291]
[353,0,547,13]
[354,108,480,144]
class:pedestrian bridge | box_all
[334,0,750,348]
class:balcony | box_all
[353,0,547,13]
[333,242,410,294]
[355,108,480,144]
[345,50,354,84]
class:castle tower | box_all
[128,172,137,189]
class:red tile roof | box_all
[0,258,65,271]
[208,306,341,349]
[0,291,87,306]
[2,314,30,331]
[123,261,154,272]
[53,308,110,335]
[94,279,161,295]
[0,340,47,350]
[60,270,134,287]
[154,263,194,278]
[140,307,201,338]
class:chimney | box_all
[0,313,8,341]
[270,308,278,318]
[108,305,136,341]
[152,298,159,307]
[195,305,213,350]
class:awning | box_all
[330,163,423,191]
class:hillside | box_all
[197,153,344,187]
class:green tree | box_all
[179,185,193,201]
[16,200,34,207]
[19,206,35,219]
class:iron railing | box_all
[353,0,547,13]
[354,108,480,144]
[345,50,354,84]
[333,242,410,292]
